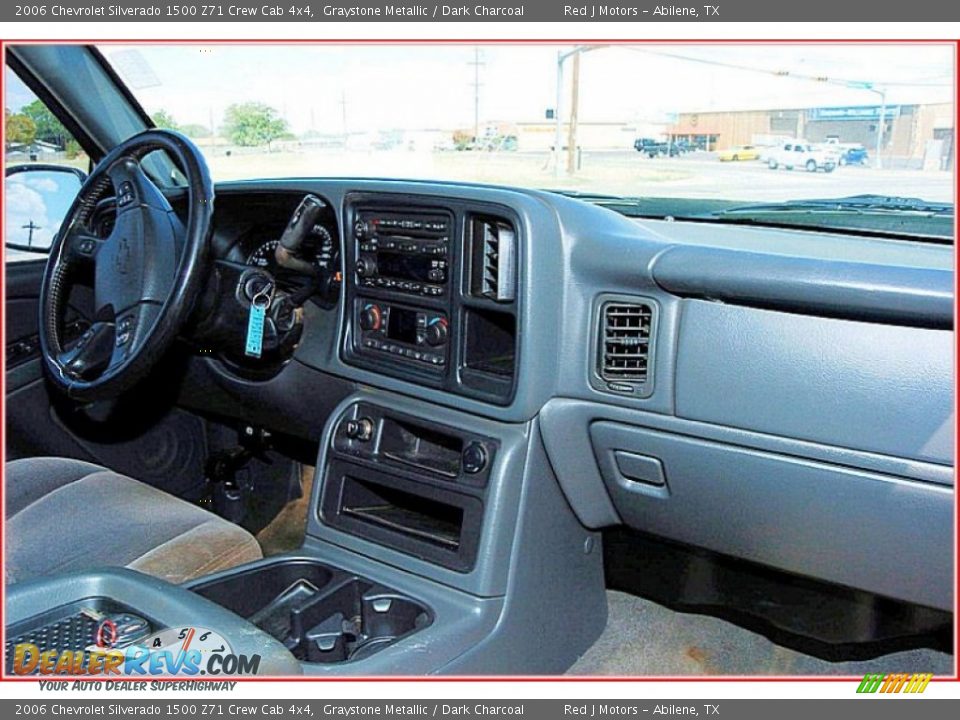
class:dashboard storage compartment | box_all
[342,477,464,550]
[589,421,954,611]
[189,560,431,665]
[460,307,517,401]
[463,307,516,377]
[321,459,484,572]
[379,416,463,478]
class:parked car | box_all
[840,145,869,166]
[767,142,838,172]
[717,145,760,162]
[633,137,679,157]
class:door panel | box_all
[5,260,93,392]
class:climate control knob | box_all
[425,317,448,347]
[356,257,377,278]
[354,220,372,239]
[359,304,382,331]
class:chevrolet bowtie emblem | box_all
[115,238,131,274]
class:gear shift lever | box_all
[275,194,326,274]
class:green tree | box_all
[21,100,70,148]
[222,102,288,147]
[151,109,179,130]
[5,109,36,147]
[180,123,212,139]
[64,139,82,160]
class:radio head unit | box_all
[354,210,451,299]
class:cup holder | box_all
[287,580,430,663]
[190,560,431,665]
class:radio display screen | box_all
[377,252,439,283]
[387,308,419,344]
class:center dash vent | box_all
[598,301,654,391]
[470,217,516,302]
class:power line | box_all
[468,48,486,141]
[620,47,951,91]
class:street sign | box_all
[806,105,901,121]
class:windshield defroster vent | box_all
[597,300,656,395]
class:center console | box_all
[320,401,496,573]
[342,193,521,405]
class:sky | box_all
[5,171,80,253]
[5,44,955,136]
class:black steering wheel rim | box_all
[39,129,214,402]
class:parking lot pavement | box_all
[573,151,955,202]
[200,147,954,204]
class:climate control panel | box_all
[355,300,448,368]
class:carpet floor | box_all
[256,466,314,557]
[568,591,954,676]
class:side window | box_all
[4,65,87,263]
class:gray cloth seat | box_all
[5,457,262,585]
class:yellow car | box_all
[718,145,760,161]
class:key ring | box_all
[252,283,274,309]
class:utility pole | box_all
[874,89,887,170]
[553,45,607,177]
[553,50,564,177]
[22,221,40,248]
[845,80,888,169]
[566,51,581,175]
[340,91,349,139]
[468,48,485,144]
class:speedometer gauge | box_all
[247,240,280,269]
[311,224,336,271]
[245,225,338,275]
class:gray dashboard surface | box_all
[201,178,953,610]
[676,299,954,466]
[652,244,953,326]
[207,179,955,426]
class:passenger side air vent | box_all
[470,217,516,302]
[597,300,656,394]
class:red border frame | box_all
[0,37,957,685]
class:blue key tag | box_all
[245,289,271,358]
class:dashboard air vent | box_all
[599,301,653,386]
[471,218,516,302]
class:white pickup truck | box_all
[767,142,839,172]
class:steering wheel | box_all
[39,129,214,402]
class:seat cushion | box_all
[5,457,262,585]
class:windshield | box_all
[87,44,952,206]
